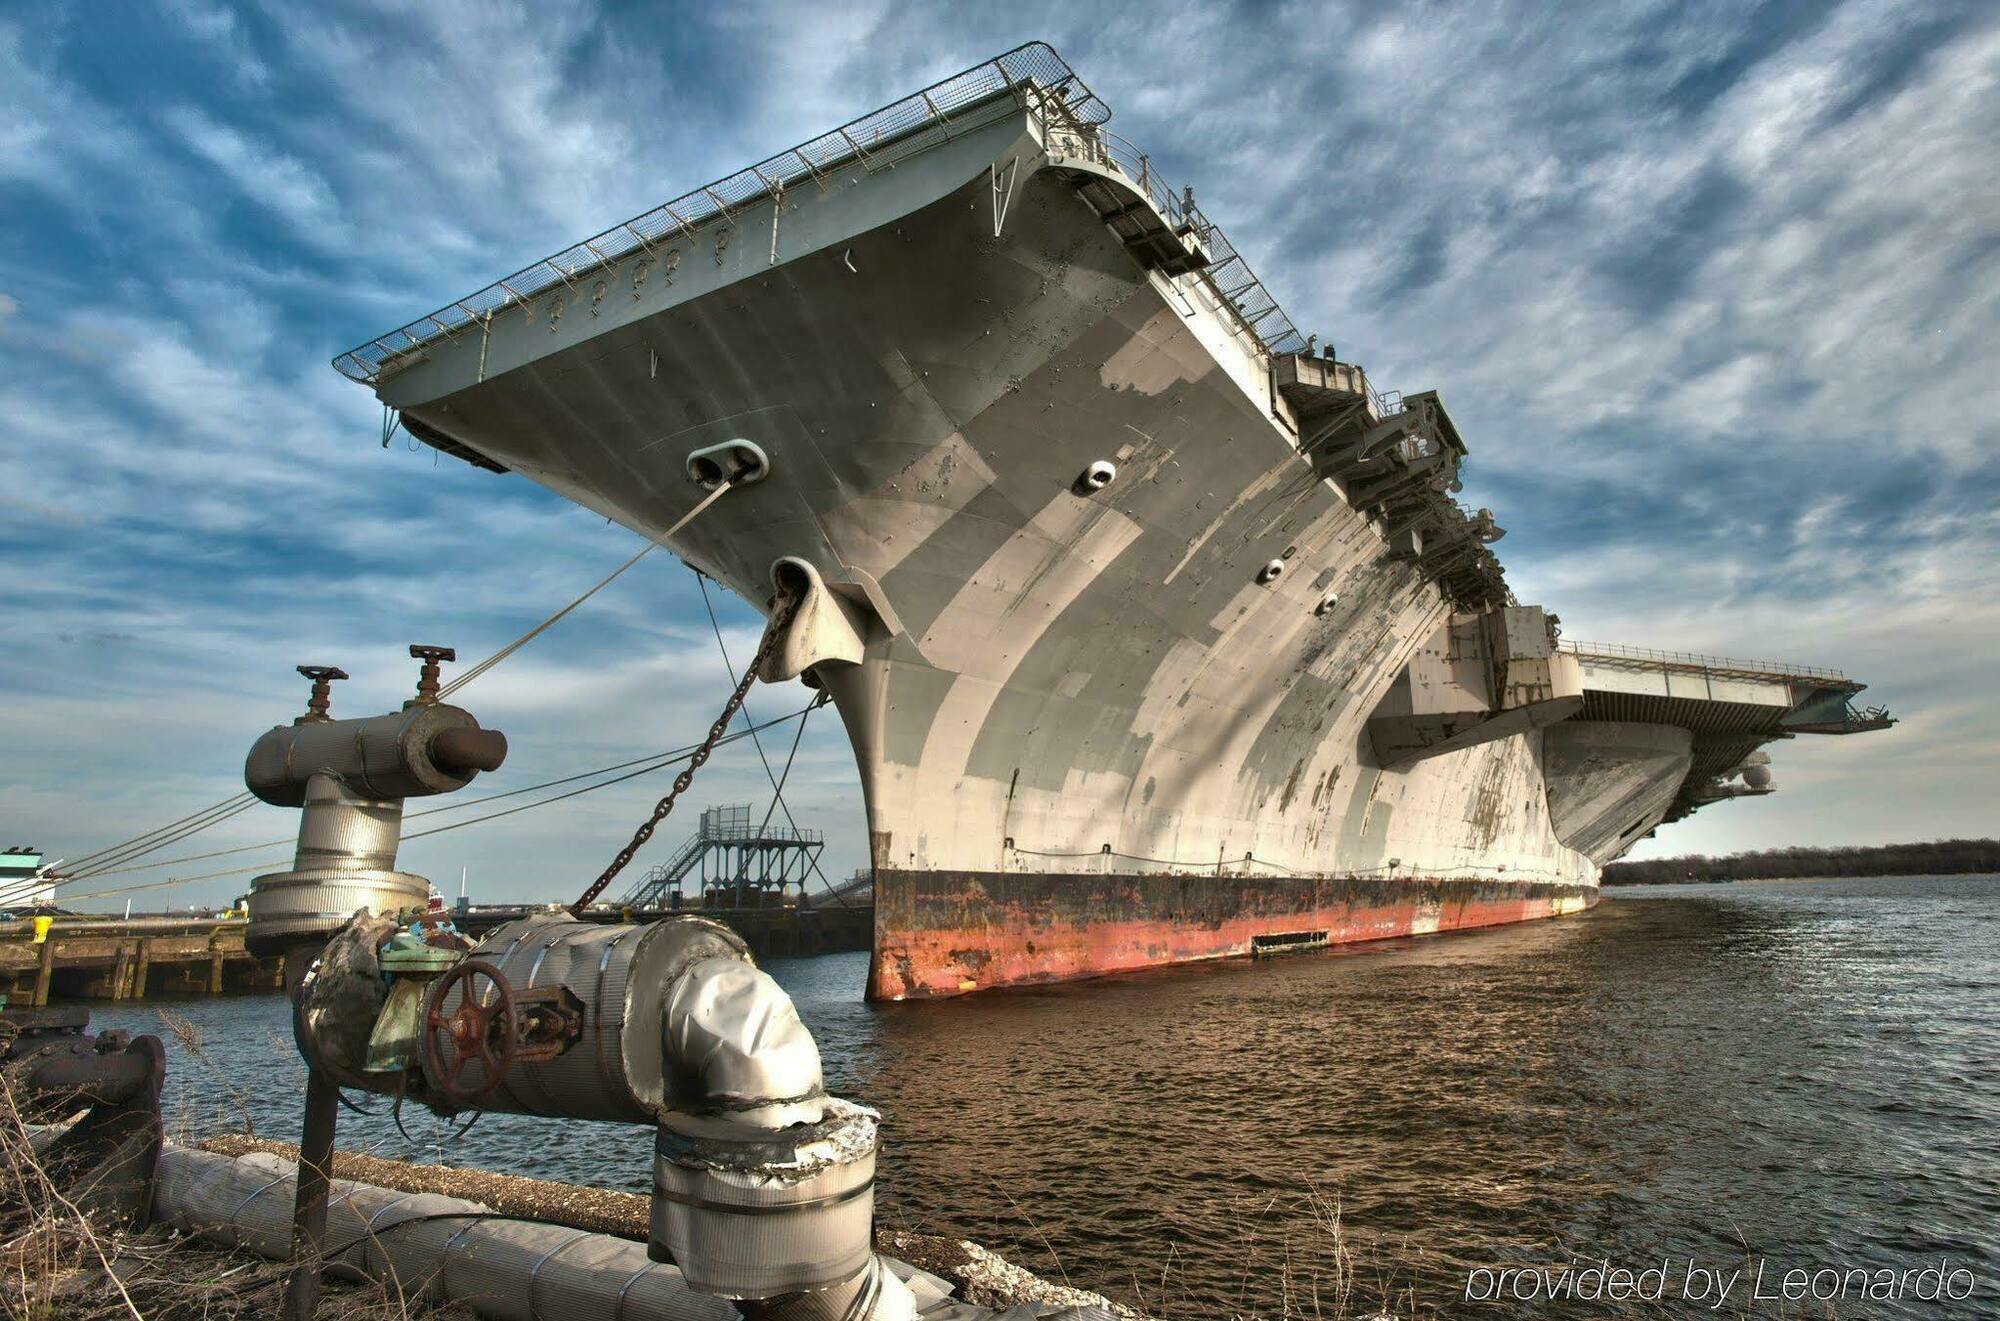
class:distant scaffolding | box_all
[618,805,824,911]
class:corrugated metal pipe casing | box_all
[291,914,894,1310]
[430,915,757,1122]
[245,773,428,957]
[153,1146,738,1320]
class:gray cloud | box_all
[2,1,1993,910]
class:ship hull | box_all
[371,100,1627,999]
[870,868,1598,998]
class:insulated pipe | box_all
[661,958,825,1129]
[242,688,504,957]
[648,958,900,1315]
[244,701,499,808]
[291,914,906,1317]
[416,916,758,1122]
[294,773,404,872]
[152,1146,931,1321]
[153,1146,741,1320]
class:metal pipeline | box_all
[244,699,498,808]
[240,657,506,958]
[242,652,514,1320]
[426,916,757,1122]
[292,914,909,1319]
[649,956,893,1311]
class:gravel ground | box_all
[877,1229,1142,1317]
[201,1134,652,1237]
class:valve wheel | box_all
[421,959,517,1108]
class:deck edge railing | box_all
[332,40,1311,384]
[1560,639,1847,682]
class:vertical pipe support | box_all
[282,1068,341,1321]
[33,933,56,1007]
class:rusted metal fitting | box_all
[408,644,457,703]
[294,666,349,724]
[430,726,509,776]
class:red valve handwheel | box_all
[420,959,517,1109]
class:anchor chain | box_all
[568,594,798,916]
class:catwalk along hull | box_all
[345,48,1884,998]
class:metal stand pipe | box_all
[281,1068,341,1321]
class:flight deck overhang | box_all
[1275,353,1505,608]
[1557,640,1893,824]
[1369,605,1582,767]
[1373,625,1893,828]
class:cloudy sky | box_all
[3,0,1994,912]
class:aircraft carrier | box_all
[332,43,1893,999]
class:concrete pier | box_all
[0,917,282,1005]
[1,902,874,1004]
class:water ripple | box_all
[90,875,2000,1318]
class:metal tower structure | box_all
[618,805,824,911]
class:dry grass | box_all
[197,1136,651,1240]
[153,1010,257,1142]
[0,1077,467,1321]
[1119,1187,1428,1321]
[885,1185,1423,1320]
[5,1053,1418,1321]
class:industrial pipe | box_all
[244,700,501,808]
[649,957,886,1308]
[431,726,510,776]
[291,913,909,1318]
[241,658,505,958]
[151,1146,944,1321]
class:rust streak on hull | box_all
[868,869,1598,1000]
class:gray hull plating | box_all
[365,99,1717,991]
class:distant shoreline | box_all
[1603,839,1999,886]
[1604,872,1999,888]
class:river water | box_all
[89,876,1999,1317]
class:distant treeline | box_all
[1603,839,2000,885]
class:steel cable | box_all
[437,480,735,700]
[67,798,263,880]
[59,791,257,874]
[42,705,819,909]
[63,721,813,886]
[41,491,742,903]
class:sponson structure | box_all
[331,42,1892,999]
